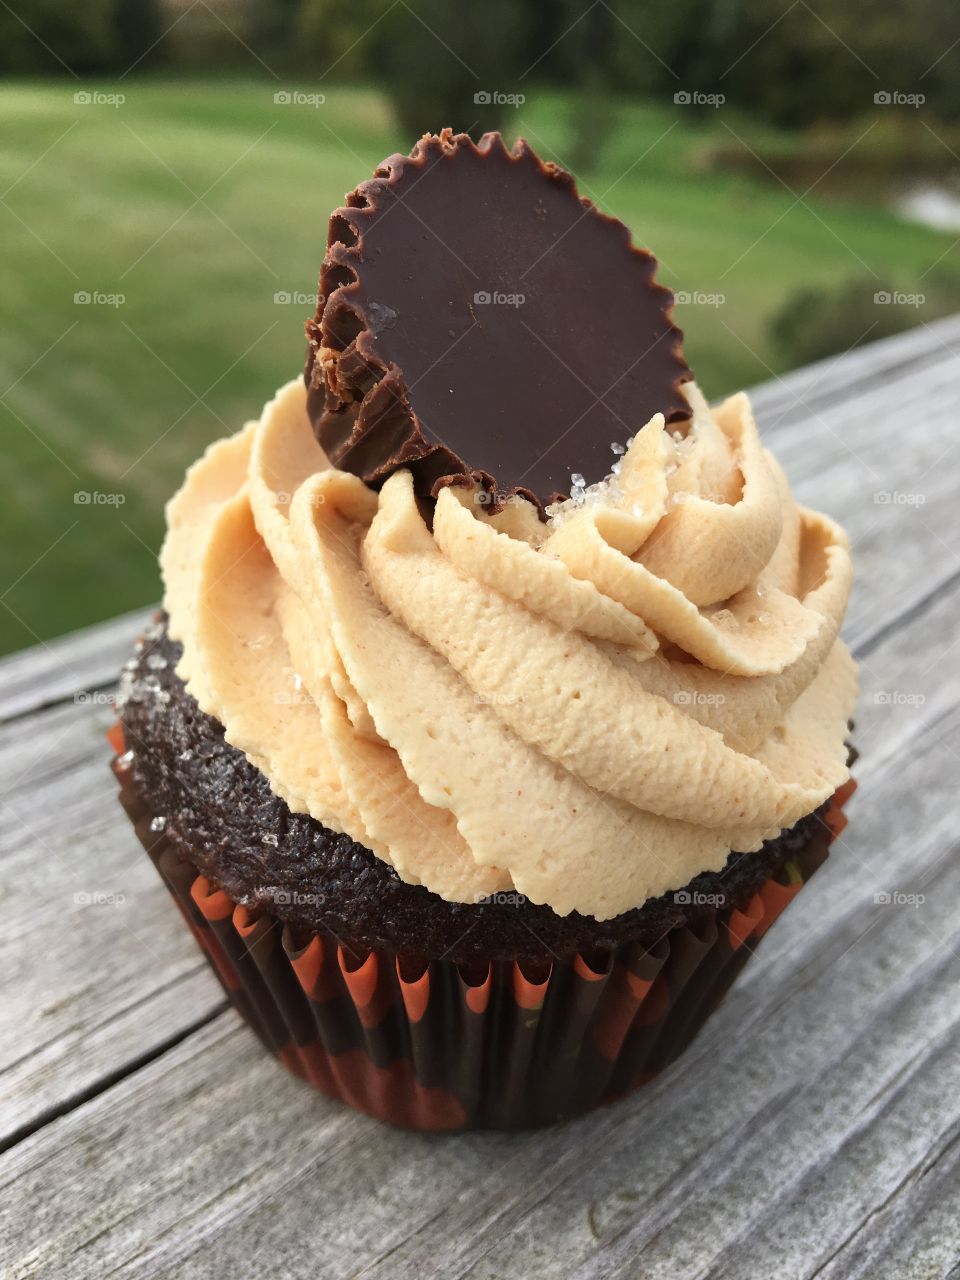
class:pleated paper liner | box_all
[110,723,856,1131]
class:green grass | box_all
[0,78,954,653]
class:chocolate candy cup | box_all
[305,130,692,513]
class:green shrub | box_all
[769,272,960,367]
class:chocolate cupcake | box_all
[111,132,858,1130]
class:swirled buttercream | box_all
[161,377,856,919]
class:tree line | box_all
[3,0,955,130]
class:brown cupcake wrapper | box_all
[111,726,854,1131]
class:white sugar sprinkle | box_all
[115,668,136,712]
[710,608,738,628]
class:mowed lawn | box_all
[0,78,953,653]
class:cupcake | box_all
[112,131,857,1131]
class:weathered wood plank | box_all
[0,606,154,722]
[816,1122,960,1280]
[750,313,960,433]
[0,692,225,1143]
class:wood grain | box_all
[0,606,155,723]
[2,319,959,1279]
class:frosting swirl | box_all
[161,378,856,919]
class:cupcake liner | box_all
[111,726,855,1131]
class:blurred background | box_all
[1,0,957,653]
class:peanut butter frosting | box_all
[160,377,857,920]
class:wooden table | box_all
[2,319,959,1280]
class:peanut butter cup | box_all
[305,129,691,513]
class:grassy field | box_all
[0,78,955,653]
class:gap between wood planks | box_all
[0,1003,227,1158]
